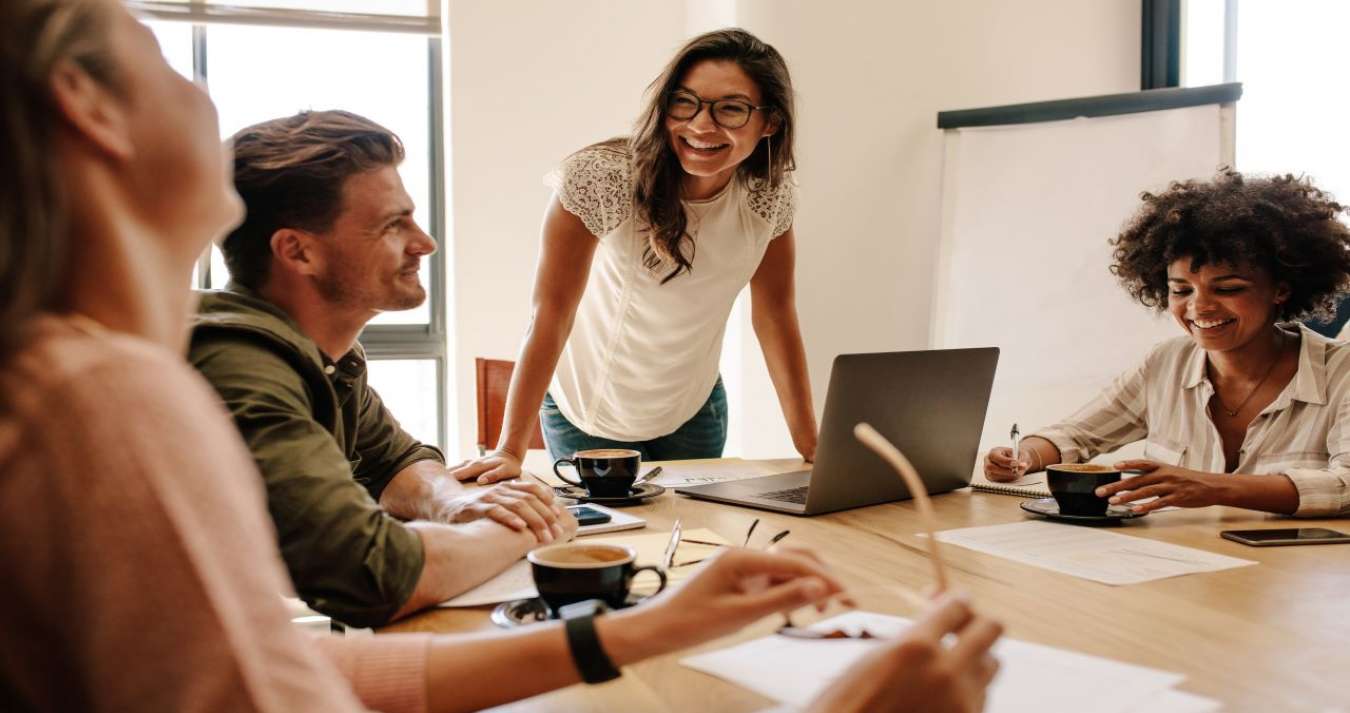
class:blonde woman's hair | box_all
[0,0,120,360]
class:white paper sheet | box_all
[652,458,803,487]
[681,611,1188,713]
[934,521,1256,585]
[438,528,729,607]
[1120,688,1222,713]
[438,560,536,607]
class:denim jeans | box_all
[540,378,728,461]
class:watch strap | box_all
[564,613,622,684]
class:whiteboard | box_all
[931,104,1234,463]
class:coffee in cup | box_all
[1046,463,1122,516]
[553,448,642,498]
[528,542,667,616]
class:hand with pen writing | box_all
[983,436,1059,482]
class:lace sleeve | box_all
[545,146,632,238]
[747,176,797,238]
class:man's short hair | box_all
[223,110,405,290]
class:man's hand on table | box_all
[438,479,575,545]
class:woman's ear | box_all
[48,59,135,161]
[1274,282,1292,305]
[762,111,781,138]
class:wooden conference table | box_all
[382,456,1350,713]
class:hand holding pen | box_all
[981,422,1041,482]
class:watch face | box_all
[557,598,610,618]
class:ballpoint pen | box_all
[662,519,682,571]
[1010,422,1021,474]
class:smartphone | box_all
[1220,527,1350,547]
[569,505,612,526]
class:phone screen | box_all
[569,506,612,526]
[1222,527,1350,544]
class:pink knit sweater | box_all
[0,316,430,712]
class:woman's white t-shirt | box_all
[545,144,796,441]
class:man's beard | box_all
[315,266,426,312]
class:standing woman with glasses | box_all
[455,29,817,483]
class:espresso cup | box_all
[553,448,641,498]
[1046,463,1122,516]
[528,542,667,616]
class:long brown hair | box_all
[0,0,119,360]
[628,28,796,283]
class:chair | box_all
[475,358,546,455]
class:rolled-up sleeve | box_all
[1288,389,1350,517]
[1032,359,1151,464]
[352,380,443,502]
[191,337,425,627]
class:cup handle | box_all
[553,457,584,487]
[628,565,668,602]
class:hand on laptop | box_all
[795,432,818,463]
[806,592,1003,713]
[448,449,523,485]
[441,481,574,544]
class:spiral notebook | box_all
[968,471,1050,498]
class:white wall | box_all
[442,0,1140,460]
[728,0,1141,457]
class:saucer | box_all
[490,596,641,629]
[1020,497,1147,524]
[490,597,551,628]
[553,482,665,505]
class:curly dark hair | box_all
[1110,169,1350,322]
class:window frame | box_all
[136,5,450,447]
[1154,0,1239,90]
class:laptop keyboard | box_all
[758,486,809,504]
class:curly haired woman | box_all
[984,169,1350,517]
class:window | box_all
[367,359,441,448]
[1183,1,1349,198]
[1180,0,1350,333]
[142,7,448,447]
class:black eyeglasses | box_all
[666,90,770,129]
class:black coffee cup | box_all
[1046,464,1122,516]
[527,542,667,616]
[553,448,641,498]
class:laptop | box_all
[676,348,998,515]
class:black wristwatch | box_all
[560,599,622,684]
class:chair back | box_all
[475,358,546,455]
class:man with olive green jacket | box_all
[189,111,572,628]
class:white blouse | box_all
[545,144,796,441]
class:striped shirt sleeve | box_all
[1032,355,1153,464]
[1286,384,1350,517]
